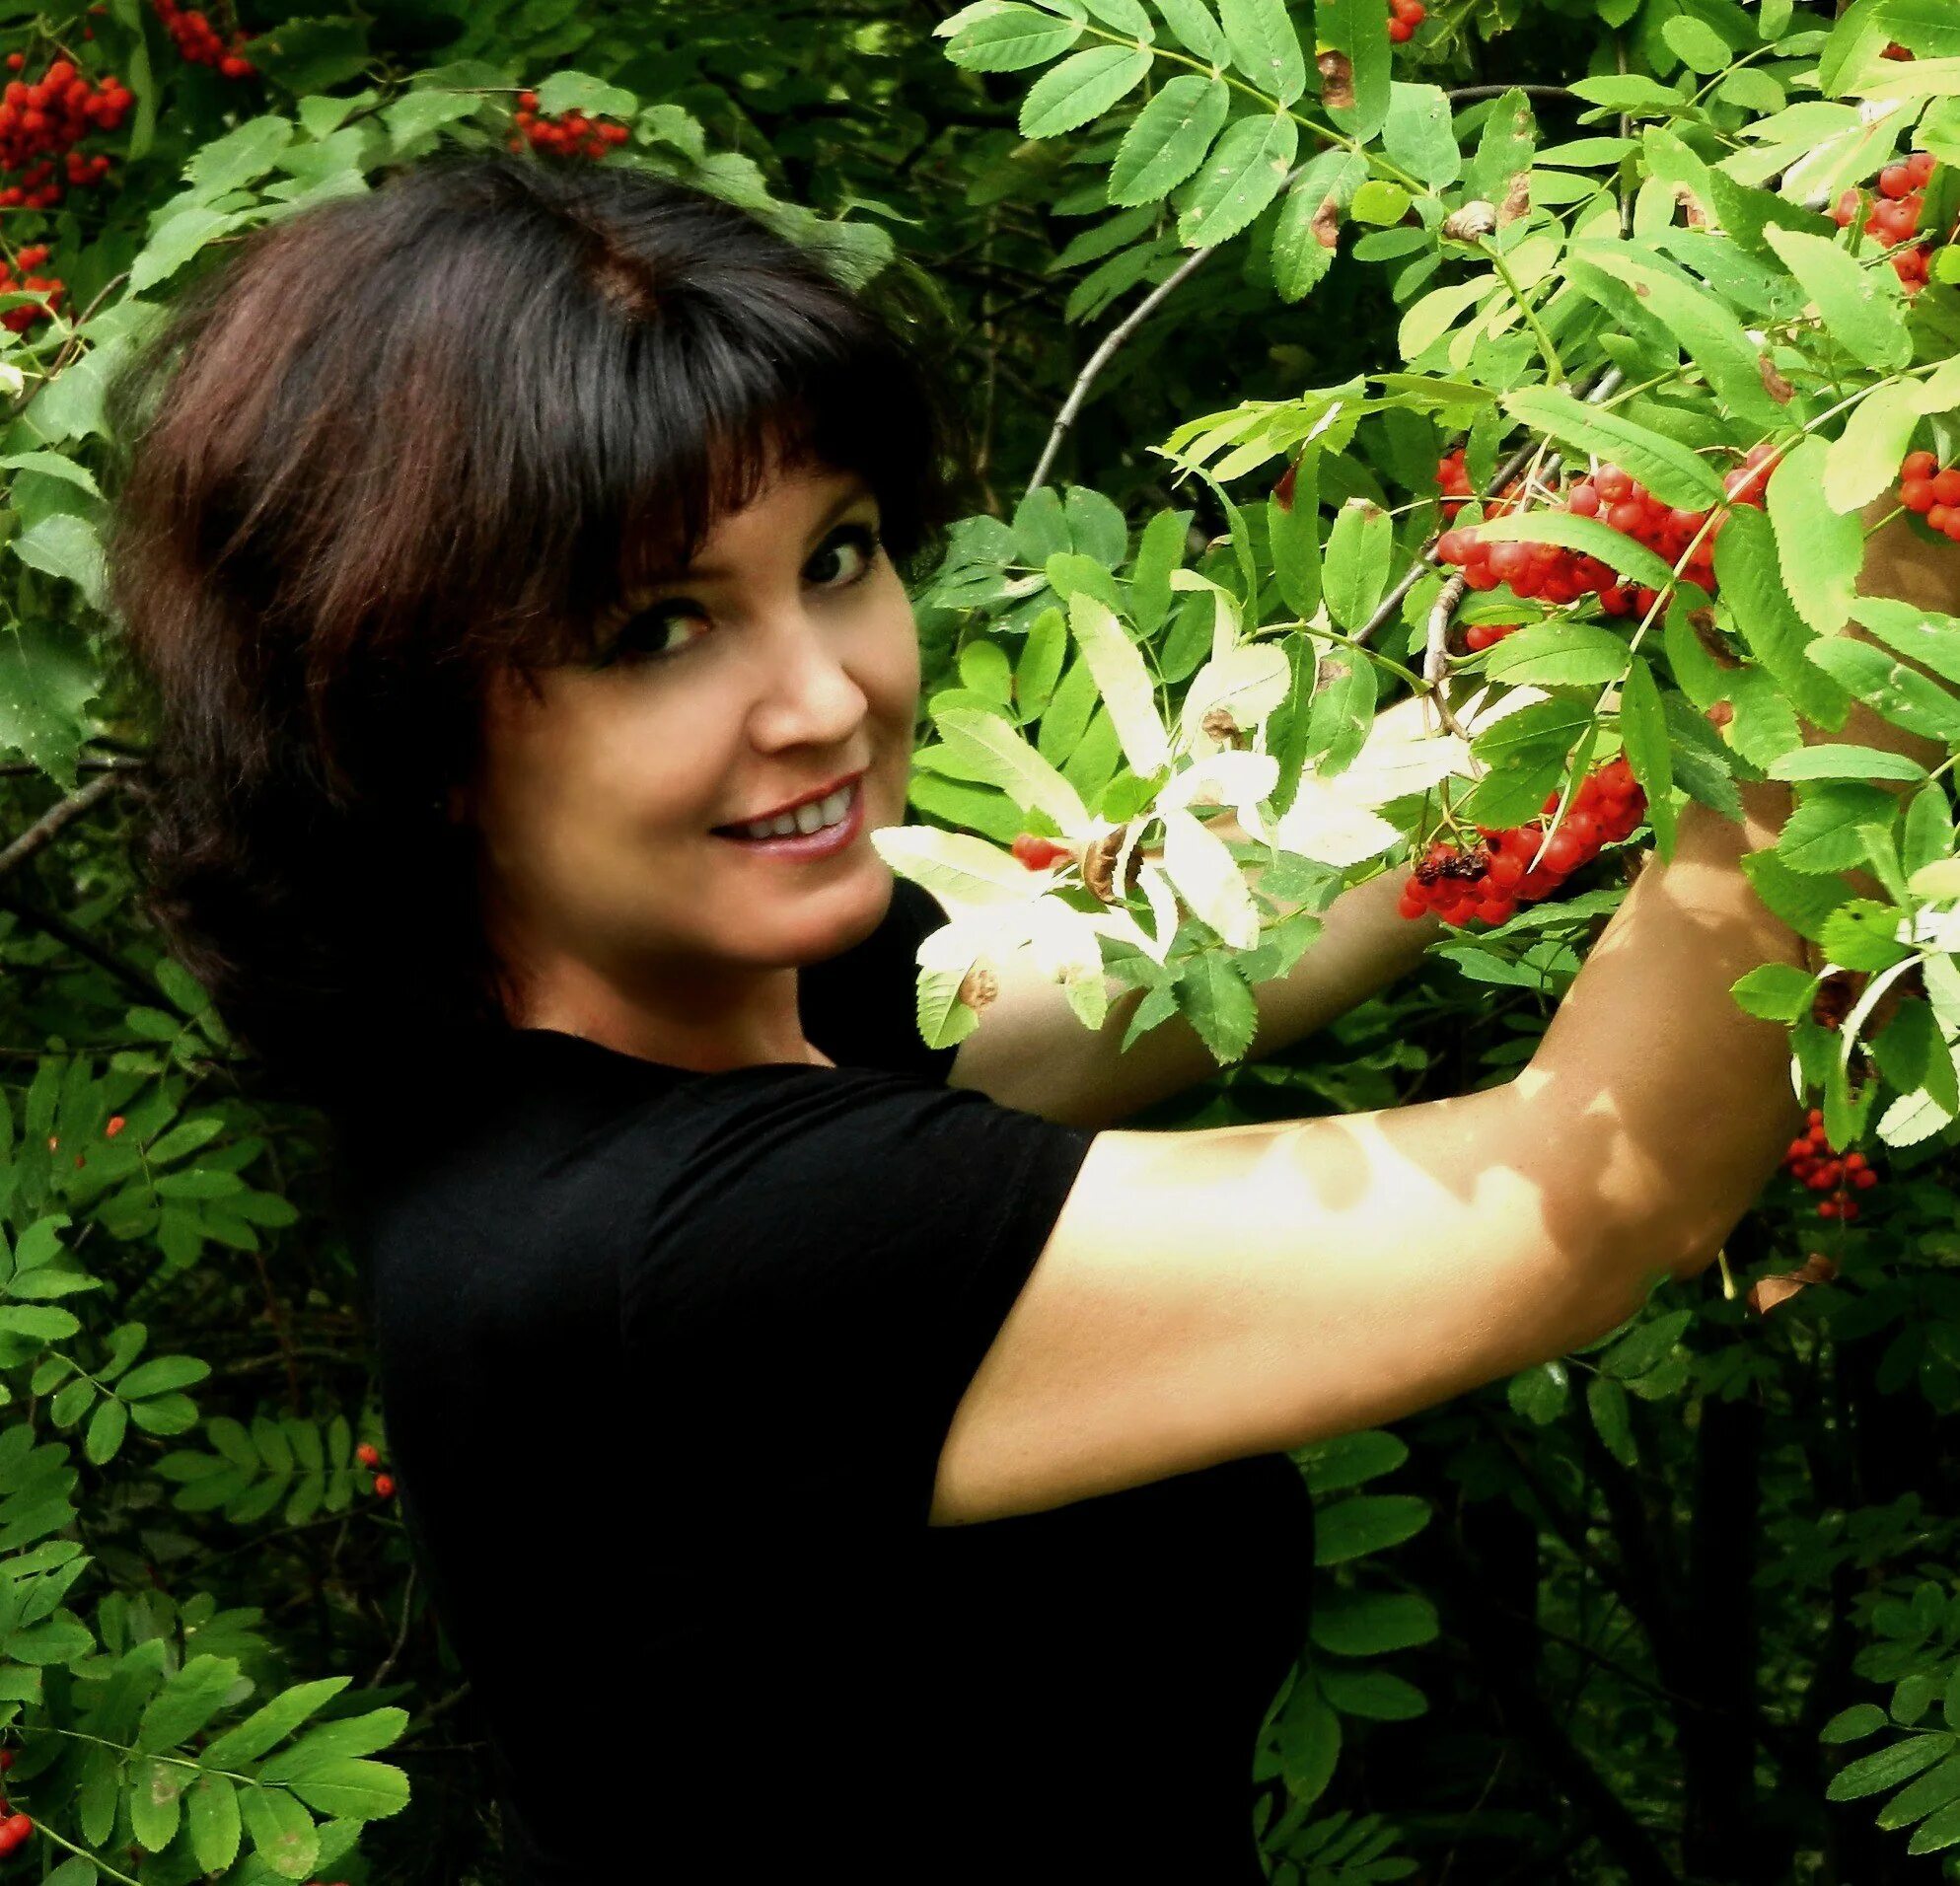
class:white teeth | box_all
[737,782,854,841]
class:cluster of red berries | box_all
[1386,0,1425,42]
[1833,150,1941,293]
[1433,444,1779,621]
[1397,756,1646,927]
[1782,1109,1879,1221]
[1895,450,1960,540]
[0,244,59,334]
[507,91,631,160]
[148,0,256,79]
[356,1440,396,1500]
[0,56,129,209]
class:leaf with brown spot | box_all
[1316,48,1353,111]
[1759,354,1796,404]
[1748,1253,1840,1316]
[1497,172,1531,226]
[1311,192,1343,249]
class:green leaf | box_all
[1822,1703,1891,1743]
[186,1773,242,1874]
[1769,436,1865,637]
[1806,638,1960,743]
[1769,744,1928,782]
[1484,622,1632,689]
[1565,243,1788,431]
[1828,1732,1957,1802]
[1220,0,1308,108]
[1312,1494,1430,1564]
[1713,507,1852,730]
[184,114,293,196]
[1764,224,1912,372]
[115,1355,211,1400]
[1109,75,1230,205]
[240,1781,320,1879]
[1821,899,1913,972]
[1310,1592,1440,1657]
[1381,83,1460,190]
[1469,511,1679,593]
[199,1677,352,1770]
[1732,962,1818,1022]
[533,71,635,117]
[137,1653,240,1753]
[1502,388,1724,510]
[1171,953,1259,1063]
[1322,501,1393,630]
[1778,784,1903,873]
[1317,1667,1428,1720]
[83,1398,126,1467]
[127,205,252,296]
[1587,1375,1637,1465]
[1619,656,1677,854]
[1298,649,1376,778]
[11,514,106,611]
[1294,1428,1408,1492]
[1019,45,1152,138]
[282,1757,410,1822]
[941,3,1083,71]
[128,1753,183,1854]
[1881,1751,1960,1830]
[1178,109,1298,249]
[1848,597,1960,687]
[1507,1359,1570,1423]
[1828,382,1930,512]
[1314,0,1390,137]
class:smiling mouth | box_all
[712,778,862,842]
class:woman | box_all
[100,151,1940,1881]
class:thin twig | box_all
[1422,573,1476,741]
[1028,154,1325,493]
[371,1564,418,1687]
[0,888,171,1008]
[0,768,124,878]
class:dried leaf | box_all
[1310,193,1343,249]
[1442,201,1497,243]
[1758,354,1796,405]
[1498,173,1532,227]
[1316,49,1354,111]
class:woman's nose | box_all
[744,610,869,751]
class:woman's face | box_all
[458,453,921,1034]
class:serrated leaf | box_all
[1769,437,1866,637]
[1019,45,1152,138]
[1220,0,1307,107]
[187,1773,242,1873]
[1312,1493,1429,1564]
[1502,388,1723,509]
[1065,593,1171,774]
[1178,109,1298,249]
[1109,75,1230,205]
[199,1677,352,1771]
[1764,224,1912,372]
[1714,507,1852,730]
[943,2,1083,71]
[932,709,1091,831]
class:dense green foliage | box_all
[1,0,1959,1879]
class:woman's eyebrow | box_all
[639,482,875,586]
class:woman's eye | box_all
[603,522,884,665]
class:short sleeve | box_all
[621,1064,1096,1530]
[799,875,958,1083]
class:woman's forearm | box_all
[1515,780,1805,1281]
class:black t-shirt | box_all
[336,878,1314,1882]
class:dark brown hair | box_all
[102,151,975,1116]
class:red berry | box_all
[355,1442,381,1467]
[104,1115,124,1137]
[1932,470,1960,507]
[372,1474,397,1499]
[1904,476,1937,515]
[1011,833,1071,872]
[1881,164,1915,199]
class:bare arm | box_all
[930,779,1802,1525]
